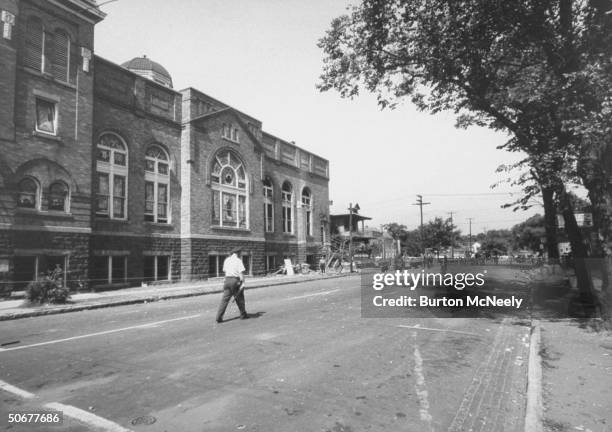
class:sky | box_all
[94,0,543,235]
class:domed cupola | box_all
[121,55,173,88]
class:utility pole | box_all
[448,211,455,259]
[467,218,473,257]
[348,203,360,272]
[349,203,353,273]
[413,195,431,268]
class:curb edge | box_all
[525,319,543,432]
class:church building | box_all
[0,0,330,291]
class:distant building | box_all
[0,0,330,291]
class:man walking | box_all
[216,247,249,323]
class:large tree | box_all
[422,217,461,251]
[318,0,612,299]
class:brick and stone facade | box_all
[0,0,329,293]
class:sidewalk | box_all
[0,272,354,321]
[529,266,612,432]
[539,319,612,432]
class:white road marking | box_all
[398,324,480,337]
[286,289,341,300]
[0,379,133,431]
[0,314,202,353]
[413,331,435,432]
[45,402,133,432]
[0,379,36,399]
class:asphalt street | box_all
[0,275,531,432]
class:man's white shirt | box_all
[223,254,245,278]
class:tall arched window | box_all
[211,150,248,228]
[281,181,293,233]
[17,177,39,209]
[24,16,44,71]
[53,29,70,82]
[144,145,170,223]
[96,133,128,219]
[263,177,274,232]
[48,181,69,212]
[302,187,312,236]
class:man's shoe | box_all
[240,314,250,320]
[216,318,223,323]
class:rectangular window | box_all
[157,256,169,280]
[96,173,110,216]
[53,31,70,82]
[212,190,220,225]
[283,207,292,233]
[306,210,312,235]
[144,181,155,221]
[13,256,37,290]
[208,255,227,278]
[144,180,169,223]
[97,148,110,163]
[238,195,246,228]
[35,98,57,135]
[112,175,126,218]
[92,256,127,285]
[111,256,126,284]
[157,184,168,222]
[265,203,273,232]
[222,193,236,225]
[114,152,126,166]
[266,255,276,273]
[143,256,170,282]
[143,256,155,282]
[24,19,43,71]
[91,256,109,285]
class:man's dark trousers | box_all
[216,276,247,321]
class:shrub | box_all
[25,267,71,304]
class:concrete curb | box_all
[525,320,543,432]
[0,273,355,322]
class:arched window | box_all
[96,133,128,219]
[24,16,44,71]
[17,177,39,209]
[48,181,69,212]
[211,150,248,228]
[281,181,293,233]
[144,145,170,223]
[302,187,312,236]
[263,177,273,232]
[53,29,70,82]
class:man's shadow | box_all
[222,311,266,322]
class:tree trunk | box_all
[584,183,611,292]
[577,143,611,293]
[558,186,595,302]
[542,185,559,261]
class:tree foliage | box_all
[422,217,461,250]
[319,0,612,296]
[318,0,612,225]
[512,214,546,252]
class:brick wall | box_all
[93,57,182,237]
